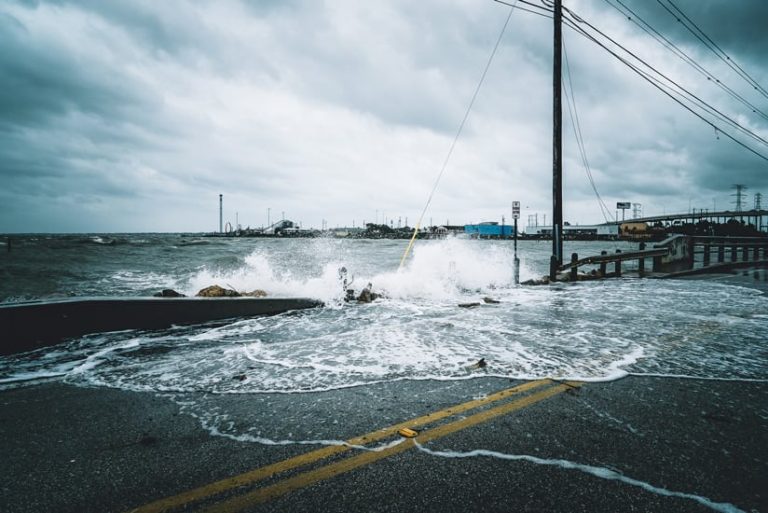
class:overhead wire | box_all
[502,0,768,210]
[561,37,614,222]
[398,1,520,270]
[601,0,768,123]
[656,0,768,100]
[517,0,768,153]
[558,6,768,163]
[496,0,616,221]
[494,0,549,20]
[556,2,768,151]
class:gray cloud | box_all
[0,0,766,232]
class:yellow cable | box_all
[398,223,420,270]
[396,5,516,271]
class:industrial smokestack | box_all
[219,194,223,233]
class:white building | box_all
[527,224,619,237]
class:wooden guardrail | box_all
[555,235,768,281]
[690,236,768,268]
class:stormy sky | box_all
[1,0,766,233]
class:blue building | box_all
[464,222,515,238]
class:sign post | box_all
[512,201,521,284]
[617,201,631,222]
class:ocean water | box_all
[1,234,767,393]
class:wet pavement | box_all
[1,375,766,513]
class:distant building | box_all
[464,222,515,238]
[530,224,618,237]
[619,222,651,239]
[263,219,296,235]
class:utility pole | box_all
[219,194,223,234]
[550,0,563,280]
[512,201,520,284]
[732,184,747,212]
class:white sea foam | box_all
[2,239,767,393]
[413,442,747,513]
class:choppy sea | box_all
[1,234,767,392]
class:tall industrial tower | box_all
[219,194,223,233]
[731,184,747,212]
[755,192,763,211]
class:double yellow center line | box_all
[129,379,580,513]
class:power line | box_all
[399,1,520,268]
[494,0,548,19]
[601,0,768,123]
[546,3,768,163]
[570,22,768,163]
[562,37,614,222]
[656,0,768,100]
[508,0,768,161]
[559,3,768,151]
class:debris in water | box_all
[458,302,481,308]
[153,289,186,297]
[483,297,500,304]
[466,358,487,371]
[357,283,380,303]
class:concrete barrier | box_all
[0,297,323,355]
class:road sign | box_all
[512,201,521,219]
[616,202,631,210]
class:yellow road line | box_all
[128,379,551,513]
[203,381,581,513]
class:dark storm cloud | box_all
[620,0,768,63]
[0,11,153,127]
[557,0,768,212]
[0,0,766,232]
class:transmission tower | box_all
[731,184,747,211]
[755,192,763,210]
[631,203,642,219]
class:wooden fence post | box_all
[570,253,578,281]
[600,251,607,276]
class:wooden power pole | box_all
[550,0,564,280]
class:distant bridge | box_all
[606,209,768,231]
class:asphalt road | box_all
[1,375,766,513]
